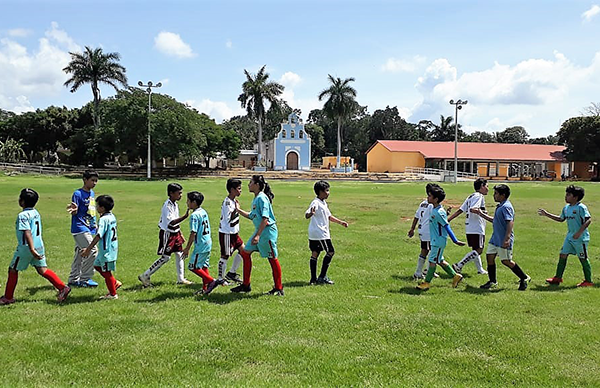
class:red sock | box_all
[191,268,214,286]
[4,270,18,299]
[241,250,252,286]
[40,269,65,290]
[96,266,117,296]
[269,258,283,290]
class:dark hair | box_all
[82,170,99,180]
[429,186,446,203]
[96,195,114,212]
[566,185,585,201]
[474,178,488,191]
[20,188,39,208]
[187,191,204,207]
[426,183,440,195]
[167,183,183,195]
[494,184,511,199]
[314,180,330,196]
[252,175,274,203]
[226,178,242,192]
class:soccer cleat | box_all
[412,273,424,280]
[203,279,223,295]
[225,272,242,283]
[138,274,153,288]
[310,278,318,285]
[452,263,462,274]
[230,284,251,293]
[577,280,594,287]
[57,286,71,303]
[266,288,284,296]
[518,276,531,291]
[82,279,98,288]
[99,293,118,300]
[545,277,563,285]
[176,279,193,285]
[480,281,498,289]
[317,276,334,285]
[0,296,16,305]
[477,270,488,275]
[452,273,464,288]
[68,281,83,287]
[416,282,430,291]
[115,280,123,290]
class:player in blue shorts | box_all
[231,175,283,296]
[82,195,122,300]
[538,185,593,287]
[416,185,465,291]
[182,191,220,295]
[1,189,71,305]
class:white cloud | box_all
[154,31,195,59]
[225,39,232,49]
[45,22,80,52]
[582,5,600,23]
[185,99,244,123]
[279,71,302,87]
[7,29,32,38]
[381,55,426,73]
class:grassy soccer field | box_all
[0,174,599,386]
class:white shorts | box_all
[486,243,512,261]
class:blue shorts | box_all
[428,245,446,264]
[560,238,588,259]
[95,260,116,272]
[10,247,47,271]
[245,226,278,259]
[188,251,210,270]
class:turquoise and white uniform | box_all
[428,205,449,263]
[245,192,278,259]
[560,202,591,258]
[11,208,47,271]
[188,207,212,269]
[94,212,118,271]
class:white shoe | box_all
[138,274,152,287]
[478,270,488,275]
[99,293,118,300]
[176,279,193,285]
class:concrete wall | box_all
[366,143,424,172]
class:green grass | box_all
[0,174,599,387]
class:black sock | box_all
[319,254,333,278]
[310,257,317,280]
[510,263,527,280]
[488,264,497,283]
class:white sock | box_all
[218,258,228,280]
[230,253,242,273]
[474,254,485,273]
[415,255,427,276]
[175,252,186,282]
[144,255,170,277]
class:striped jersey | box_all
[415,199,432,241]
[219,197,240,234]
[158,199,182,233]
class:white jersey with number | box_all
[219,197,240,234]
[158,199,181,233]
[459,192,486,235]
[415,199,432,242]
[306,197,331,240]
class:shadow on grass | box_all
[462,284,502,294]
[43,294,100,305]
[135,290,197,303]
[26,285,54,295]
[531,284,578,292]
[390,286,426,295]
[203,291,264,305]
[283,280,311,288]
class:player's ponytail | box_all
[252,175,274,203]
[263,182,274,203]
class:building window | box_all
[299,131,304,139]
[291,130,295,138]
[282,130,286,138]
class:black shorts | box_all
[466,234,485,250]
[420,240,431,250]
[309,239,335,253]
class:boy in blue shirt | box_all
[538,185,593,287]
[416,185,465,291]
[66,170,99,288]
[82,195,122,299]
[182,191,220,295]
[472,184,531,291]
[1,189,71,305]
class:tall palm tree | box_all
[318,75,357,168]
[238,65,284,164]
[63,46,128,129]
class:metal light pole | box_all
[138,80,162,179]
[449,99,468,183]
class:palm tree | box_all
[0,137,27,163]
[431,115,464,142]
[63,46,128,129]
[238,65,284,164]
[318,75,357,168]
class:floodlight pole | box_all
[138,80,162,179]
[449,99,468,183]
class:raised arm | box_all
[537,208,563,222]
[471,207,493,222]
[447,208,463,222]
[235,199,250,219]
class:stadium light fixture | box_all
[449,99,468,183]
[138,81,162,179]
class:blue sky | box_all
[1,0,600,137]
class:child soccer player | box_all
[408,183,440,280]
[448,178,488,275]
[305,180,348,285]
[231,175,283,296]
[1,189,71,305]
[416,185,465,291]
[139,183,191,287]
[82,195,122,300]
[471,184,531,291]
[182,191,220,295]
[217,178,244,284]
[66,170,99,288]
[538,185,593,287]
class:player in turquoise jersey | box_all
[538,185,593,287]
[82,195,122,299]
[416,185,465,291]
[232,175,283,296]
[1,189,71,305]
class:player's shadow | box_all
[283,280,311,288]
[135,290,195,303]
[531,284,579,292]
[122,281,172,292]
[203,292,264,305]
[462,284,501,294]
[392,286,426,295]
[42,294,100,305]
[26,285,54,295]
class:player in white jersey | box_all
[448,178,488,275]
[138,183,191,287]
[217,178,245,284]
[408,183,439,279]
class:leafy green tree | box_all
[557,116,600,178]
[368,106,416,142]
[238,65,284,163]
[464,130,496,143]
[222,115,256,149]
[0,109,15,122]
[305,123,326,162]
[343,104,371,170]
[63,46,128,130]
[430,115,465,142]
[318,75,357,168]
[496,126,529,144]
[529,135,558,145]
[0,137,27,162]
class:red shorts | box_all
[157,230,184,255]
[219,232,244,257]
